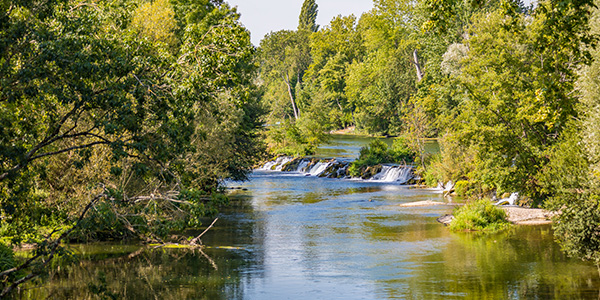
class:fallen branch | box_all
[190,218,219,246]
[197,247,218,270]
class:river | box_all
[16,135,600,299]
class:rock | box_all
[281,157,301,171]
[437,214,454,225]
[361,164,382,179]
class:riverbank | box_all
[502,206,555,225]
[422,199,555,226]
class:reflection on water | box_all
[315,134,439,159]
[16,158,600,299]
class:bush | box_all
[0,242,16,292]
[449,199,511,232]
[349,139,416,177]
[0,242,15,273]
[454,180,477,197]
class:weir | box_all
[259,156,415,183]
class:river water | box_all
[17,136,600,299]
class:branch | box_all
[0,192,105,297]
[29,141,109,161]
[190,218,218,246]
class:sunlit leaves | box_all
[131,0,177,49]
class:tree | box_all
[0,0,262,295]
[298,0,319,32]
[302,14,364,130]
[259,30,304,120]
[543,0,600,267]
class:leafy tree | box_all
[302,14,364,130]
[260,30,306,120]
[298,0,319,32]
[425,0,595,202]
[543,0,600,267]
[344,0,420,136]
[0,0,262,295]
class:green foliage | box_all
[0,0,262,238]
[298,0,319,32]
[416,0,596,203]
[0,0,263,293]
[449,199,511,232]
[546,4,600,264]
[550,193,600,264]
[265,120,326,156]
[0,242,15,274]
[542,124,600,263]
[348,139,416,177]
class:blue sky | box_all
[226,0,375,45]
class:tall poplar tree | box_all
[298,0,319,32]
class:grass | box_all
[449,199,511,233]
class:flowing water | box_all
[16,136,600,299]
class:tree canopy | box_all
[298,0,319,32]
[0,0,263,294]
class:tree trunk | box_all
[413,49,423,82]
[283,73,299,120]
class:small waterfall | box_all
[307,161,331,176]
[258,157,413,184]
[260,156,292,171]
[274,157,293,171]
[371,165,413,183]
[260,160,277,170]
[296,159,310,173]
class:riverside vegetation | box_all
[4,0,600,296]
[0,0,263,295]
[258,0,600,271]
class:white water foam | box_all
[296,160,310,173]
[371,165,412,183]
[274,157,293,171]
[261,156,292,171]
[307,161,332,176]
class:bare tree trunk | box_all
[413,50,423,82]
[283,74,299,120]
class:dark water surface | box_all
[16,136,600,299]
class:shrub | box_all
[349,139,416,177]
[0,242,16,292]
[0,242,15,273]
[449,199,511,232]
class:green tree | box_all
[260,30,306,120]
[302,14,364,130]
[425,0,595,202]
[0,0,262,295]
[543,0,600,267]
[298,0,319,32]
[344,0,420,136]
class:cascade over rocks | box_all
[259,156,415,183]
